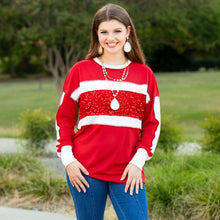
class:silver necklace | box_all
[101,61,129,110]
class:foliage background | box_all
[1,0,220,87]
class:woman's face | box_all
[97,19,130,56]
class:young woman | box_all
[56,3,160,220]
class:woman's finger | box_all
[71,179,75,187]
[80,175,90,188]
[135,179,141,194]
[120,166,128,181]
[129,179,136,196]
[71,175,89,192]
[140,180,143,190]
[71,178,80,191]
[75,177,87,193]
[74,182,81,193]
[124,177,132,193]
[79,163,89,176]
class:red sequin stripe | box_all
[79,90,146,120]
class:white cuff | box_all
[60,145,77,167]
[129,148,150,170]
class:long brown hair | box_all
[85,4,146,64]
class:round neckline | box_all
[93,57,131,69]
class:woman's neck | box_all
[99,53,127,66]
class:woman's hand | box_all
[66,161,90,193]
[120,163,143,196]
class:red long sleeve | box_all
[136,69,160,159]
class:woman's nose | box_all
[107,33,115,40]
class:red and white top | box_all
[56,58,160,183]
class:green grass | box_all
[145,150,220,220]
[0,79,58,137]
[0,71,219,140]
[156,71,220,141]
[0,153,68,200]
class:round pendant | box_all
[110,98,120,110]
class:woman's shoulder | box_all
[71,59,94,69]
[131,62,154,75]
[68,59,95,75]
[66,58,98,82]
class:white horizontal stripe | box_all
[146,93,150,103]
[81,80,147,94]
[71,87,80,101]
[71,80,148,102]
[146,96,161,160]
[78,115,142,130]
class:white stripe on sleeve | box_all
[146,96,161,160]
[60,145,77,167]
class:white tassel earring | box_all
[98,45,103,55]
[124,37,131,53]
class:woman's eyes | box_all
[100,30,122,34]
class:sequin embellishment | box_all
[79,90,146,121]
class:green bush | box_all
[20,109,56,155]
[202,113,220,153]
[0,154,68,200]
[185,177,220,220]
[158,112,183,151]
[145,152,220,220]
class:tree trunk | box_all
[37,43,77,99]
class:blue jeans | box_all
[66,174,149,220]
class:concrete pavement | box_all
[0,206,76,220]
[0,138,66,175]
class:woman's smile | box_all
[107,42,118,48]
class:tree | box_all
[16,0,96,94]
[0,0,24,77]
[1,0,220,78]
[127,0,220,70]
